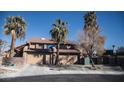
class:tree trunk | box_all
[0,41,2,55]
[0,46,1,55]
[86,51,95,68]
[89,56,95,68]
[55,43,60,65]
[9,30,16,57]
[84,49,95,68]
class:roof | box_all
[25,49,80,55]
[28,37,55,44]
[28,37,75,45]
[6,43,28,52]
[59,49,80,54]
[15,43,28,51]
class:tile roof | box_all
[28,37,55,44]
[28,37,74,45]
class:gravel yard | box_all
[0,64,124,79]
[0,64,124,82]
[0,68,15,74]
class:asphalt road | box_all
[0,74,124,82]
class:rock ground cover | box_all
[0,64,124,79]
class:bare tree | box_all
[79,12,105,68]
[0,40,9,56]
[0,39,2,55]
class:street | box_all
[0,74,124,82]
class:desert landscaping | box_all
[0,11,124,82]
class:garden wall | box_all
[80,56,124,66]
[2,57,25,67]
[24,52,77,65]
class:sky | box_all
[0,11,124,49]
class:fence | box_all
[80,55,124,66]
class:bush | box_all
[2,57,14,66]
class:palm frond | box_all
[50,18,68,43]
[4,16,27,39]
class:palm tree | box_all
[4,16,27,57]
[50,19,68,65]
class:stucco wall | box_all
[24,52,50,64]
[59,55,77,65]
[24,52,77,65]
[0,57,2,65]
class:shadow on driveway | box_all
[0,74,124,82]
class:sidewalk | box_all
[0,64,124,79]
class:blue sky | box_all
[0,11,124,49]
